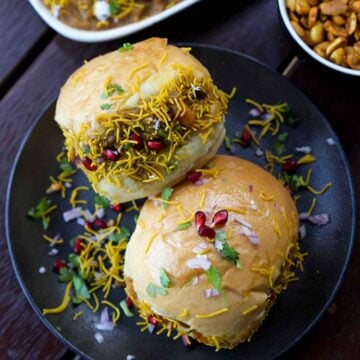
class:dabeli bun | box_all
[124,155,300,350]
[55,38,229,203]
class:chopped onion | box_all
[95,307,114,331]
[63,207,83,222]
[249,108,261,117]
[300,213,330,226]
[94,332,104,344]
[326,138,336,146]
[299,224,306,240]
[126,355,136,360]
[204,288,220,297]
[38,266,46,274]
[77,217,85,226]
[250,200,257,210]
[255,148,264,157]
[234,217,252,229]
[191,276,199,285]
[261,112,272,121]
[96,207,105,219]
[65,182,72,188]
[167,238,181,249]
[295,146,312,154]
[214,239,223,250]
[186,257,211,271]
[148,324,156,334]
[48,248,59,256]
[240,225,260,245]
[83,209,95,222]
[193,242,209,254]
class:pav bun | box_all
[55,38,228,203]
[124,155,300,350]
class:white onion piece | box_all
[234,217,252,229]
[204,288,220,297]
[295,146,312,154]
[255,148,264,157]
[148,324,156,334]
[94,332,104,344]
[249,108,261,117]
[95,322,114,331]
[240,225,260,245]
[299,213,330,226]
[186,258,211,270]
[83,209,95,222]
[63,207,82,222]
[214,239,223,250]
[96,208,105,219]
[299,224,306,240]
[192,242,209,254]
[326,138,336,146]
[77,217,85,226]
[126,355,136,360]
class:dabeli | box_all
[124,155,301,350]
[55,38,229,203]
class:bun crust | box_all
[55,38,227,203]
[124,155,299,348]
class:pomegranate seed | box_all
[198,225,216,239]
[282,160,297,173]
[53,259,66,273]
[130,133,144,150]
[241,128,252,147]
[85,220,94,230]
[186,170,202,184]
[103,149,120,161]
[212,210,228,227]
[94,218,107,229]
[147,140,165,151]
[148,315,159,325]
[111,203,122,212]
[195,211,206,230]
[82,157,97,171]
[125,296,134,308]
[73,238,82,255]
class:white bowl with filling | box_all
[28,0,201,43]
[278,0,360,76]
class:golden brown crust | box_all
[124,155,299,348]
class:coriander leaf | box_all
[159,268,171,288]
[112,83,124,93]
[119,300,134,317]
[161,186,173,209]
[72,275,90,299]
[118,42,134,52]
[224,136,231,151]
[215,230,227,242]
[109,0,120,16]
[133,213,139,224]
[28,197,51,219]
[157,287,168,296]
[58,268,74,282]
[283,105,300,126]
[100,103,112,110]
[206,265,222,292]
[109,227,130,243]
[157,128,167,138]
[220,242,240,267]
[94,194,110,209]
[278,132,288,143]
[272,142,286,155]
[146,283,157,298]
[42,216,50,230]
[175,222,191,231]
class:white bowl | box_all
[278,0,360,76]
[28,0,201,43]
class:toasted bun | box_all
[55,38,228,203]
[124,155,299,349]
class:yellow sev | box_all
[42,282,72,315]
[195,308,229,319]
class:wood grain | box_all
[0,0,52,96]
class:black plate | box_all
[6,45,356,360]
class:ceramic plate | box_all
[6,45,356,359]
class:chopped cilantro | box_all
[161,186,173,209]
[206,265,222,292]
[224,136,231,151]
[157,128,168,138]
[283,105,299,126]
[215,230,227,242]
[109,0,120,16]
[278,132,288,143]
[58,267,74,282]
[215,231,241,268]
[112,83,124,93]
[133,213,139,224]
[118,42,134,52]
[175,222,191,231]
[72,275,90,300]
[272,141,286,155]
[159,268,171,288]
[146,283,167,298]
[27,197,54,230]
[100,103,112,110]
[109,227,130,243]
[281,172,306,192]
[119,300,134,317]
[94,194,110,209]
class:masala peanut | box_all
[286,0,360,70]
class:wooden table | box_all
[0,0,359,359]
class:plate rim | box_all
[5,44,357,359]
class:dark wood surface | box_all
[0,0,358,359]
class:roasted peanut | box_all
[309,0,319,5]
[296,0,311,14]
[314,41,330,56]
[301,16,310,28]
[286,0,296,11]
[326,37,347,55]
[177,105,195,128]
[291,21,306,37]
[310,21,325,42]
[327,31,336,41]
[308,6,319,26]
[290,12,300,22]
[354,42,360,55]
[330,47,345,64]
[319,1,348,16]
[350,1,360,12]
[332,15,346,25]
[346,12,357,34]
[347,51,360,69]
